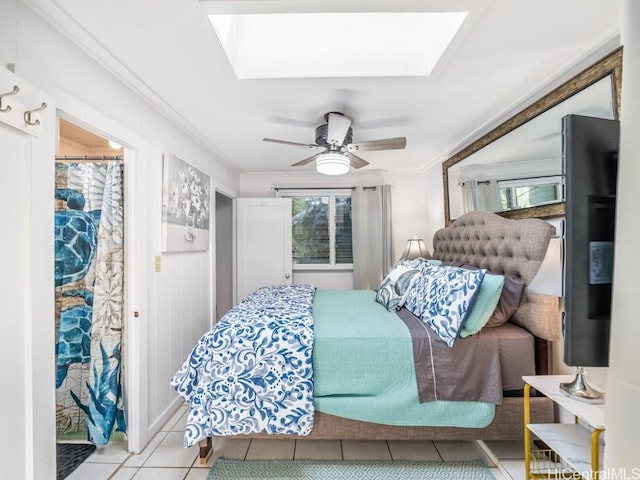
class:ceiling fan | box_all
[263,112,407,175]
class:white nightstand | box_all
[523,375,605,480]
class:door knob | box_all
[285,273,291,279]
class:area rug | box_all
[206,458,496,479]
[56,443,96,480]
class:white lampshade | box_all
[528,236,564,297]
[316,152,350,175]
[399,238,431,261]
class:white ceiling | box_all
[31,0,620,175]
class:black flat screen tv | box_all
[562,114,619,368]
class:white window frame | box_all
[277,188,353,271]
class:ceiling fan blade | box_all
[347,137,407,152]
[346,152,369,169]
[291,152,325,167]
[263,138,325,150]
[266,115,317,128]
[327,113,352,146]
[355,116,412,129]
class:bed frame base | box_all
[197,396,552,462]
[198,437,212,464]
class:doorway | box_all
[215,191,234,320]
[54,118,127,449]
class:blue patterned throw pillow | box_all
[375,262,421,311]
[406,257,443,268]
[405,265,486,347]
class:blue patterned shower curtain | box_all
[54,161,126,445]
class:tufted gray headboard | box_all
[432,211,562,342]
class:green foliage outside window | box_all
[290,195,352,265]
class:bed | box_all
[171,210,563,462]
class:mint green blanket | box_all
[312,290,495,427]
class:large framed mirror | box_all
[443,48,622,224]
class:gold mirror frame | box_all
[442,47,622,225]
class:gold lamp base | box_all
[559,367,605,404]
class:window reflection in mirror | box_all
[499,176,562,210]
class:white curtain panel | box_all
[461,179,502,213]
[352,185,394,289]
[461,181,476,213]
[474,179,502,212]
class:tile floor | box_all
[66,404,527,480]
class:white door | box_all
[236,198,292,302]
[0,67,56,480]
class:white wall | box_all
[239,170,430,288]
[0,66,56,480]
[2,3,239,476]
[604,0,640,469]
[0,124,30,479]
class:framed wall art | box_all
[162,153,210,252]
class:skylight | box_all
[208,12,467,79]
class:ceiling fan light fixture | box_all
[316,152,350,175]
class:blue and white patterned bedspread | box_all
[170,284,316,447]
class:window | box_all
[499,176,563,211]
[279,190,353,268]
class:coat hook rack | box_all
[24,102,47,126]
[0,85,20,112]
